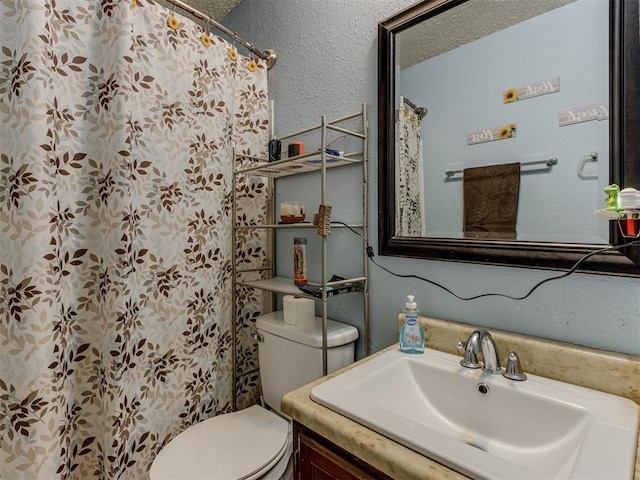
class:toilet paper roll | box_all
[283,295,315,327]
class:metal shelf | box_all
[235,151,364,179]
[231,104,369,386]
[238,276,313,297]
[238,276,366,299]
[234,223,364,230]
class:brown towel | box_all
[463,163,521,240]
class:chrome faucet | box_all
[456,329,502,374]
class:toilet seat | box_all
[150,405,290,480]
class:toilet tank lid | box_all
[256,311,359,348]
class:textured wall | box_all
[225,0,640,357]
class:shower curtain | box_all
[396,96,425,237]
[0,1,268,478]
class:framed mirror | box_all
[378,0,640,274]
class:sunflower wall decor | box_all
[467,123,517,145]
[503,76,560,104]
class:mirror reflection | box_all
[394,0,609,244]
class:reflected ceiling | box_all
[397,0,576,68]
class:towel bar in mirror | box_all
[444,158,558,179]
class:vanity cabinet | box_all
[232,104,369,378]
[293,421,393,480]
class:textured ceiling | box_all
[168,0,244,21]
[167,0,576,69]
[397,0,576,69]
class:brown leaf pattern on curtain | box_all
[0,0,268,478]
[396,97,425,237]
[231,52,269,410]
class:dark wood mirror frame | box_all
[378,0,640,275]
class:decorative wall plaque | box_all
[503,76,560,104]
[467,123,516,145]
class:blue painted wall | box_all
[225,0,640,357]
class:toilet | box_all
[150,311,359,480]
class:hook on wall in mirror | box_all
[577,152,598,180]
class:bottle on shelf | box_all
[293,237,307,286]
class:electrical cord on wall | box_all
[333,221,639,301]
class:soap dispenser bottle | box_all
[399,295,425,354]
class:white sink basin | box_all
[311,347,639,480]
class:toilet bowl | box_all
[150,311,358,480]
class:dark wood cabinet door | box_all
[294,422,393,480]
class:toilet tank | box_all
[256,311,359,413]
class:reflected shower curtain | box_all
[396,96,425,237]
[0,1,268,478]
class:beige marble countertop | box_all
[282,316,640,480]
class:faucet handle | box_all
[502,351,527,381]
[456,341,481,369]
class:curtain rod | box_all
[400,96,428,119]
[163,0,277,69]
